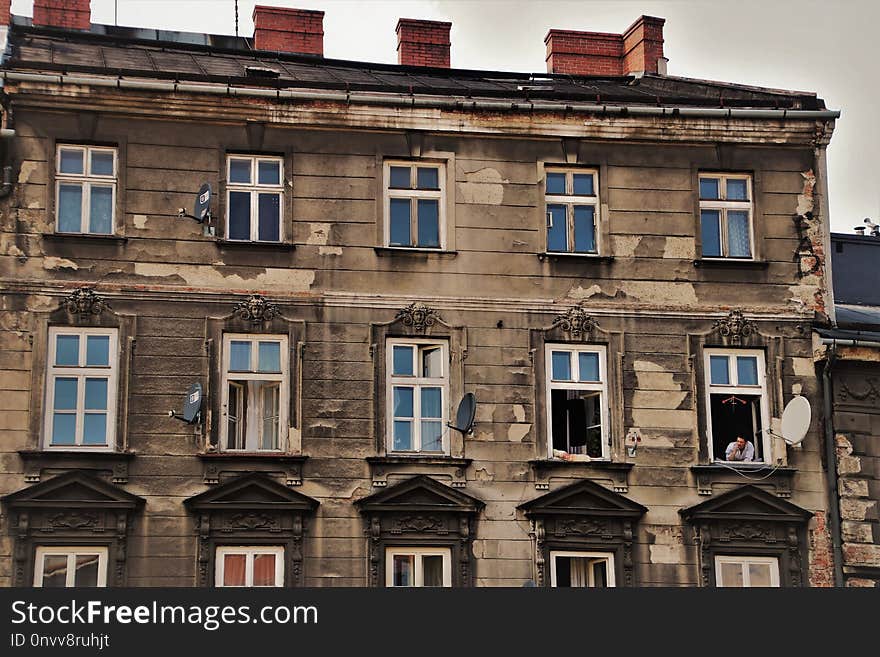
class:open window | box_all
[704,348,769,462]
[550,551,615,588]
[386,338,449,454]
[221,334,288,452]
[545,344,609,459]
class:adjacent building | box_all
[0,1,841,587]
[815,229,880,588]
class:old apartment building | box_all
[0,1,842,587]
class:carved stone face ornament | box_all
[713,309,757,345]
[63,287,109,316]
[233,294,280,324]
[552,304,596,339]
[396,302,440,332]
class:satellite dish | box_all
[168,382,203,424]
[447,392,476,435]
[779,395,811,446]
[177,183,212,225]
[194,183,211,223]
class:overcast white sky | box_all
[11,0,879,232]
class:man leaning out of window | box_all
[725,435,755,462]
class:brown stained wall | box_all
[0,104,832,587]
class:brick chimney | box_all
[252,5,324,56]
[0,0,10,25]
[545,15,665,76]
[33,0,91,31]
[396,19,451,68]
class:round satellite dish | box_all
[449,392,476,435]
[194,183,211,223]
[181,382,203,423]
[780,395,810,446]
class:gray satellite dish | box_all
[168,382,203,424]
[779,395,810,446]
[447,392,476,435]
[178,183,212,224]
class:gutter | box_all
[821,346,845,587]
[0,71,842,120]
[820,337,880,349]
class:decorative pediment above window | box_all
[518,479,645,587]
[680,485,812,587]
[519,479,647,519]
[2,471,144,586]
[356,474,484,515]
[62,287,110,318]
[232,294,281,325]
[709,309,759,347]
[184,473,319,587]
[185,472,319,513]
[355,475,484,587]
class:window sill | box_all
[528,459,633,492]
[198,452,307,462]
[366,454,472,488]
[693,258,768,269]
[216,239,296,251]
[690,463,796,497]
[197,452,308,486]
[538,252,613,263]
[18,449,136,484]
[374,246,458,258]
[42,232,127,244]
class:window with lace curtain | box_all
[215,546,284,587]
[699,173,754,259]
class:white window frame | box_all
[385,547,452,587]
[55,145,117,235]
[44,327,119,451]
[549,550,616,587]
[225,155,284,242]
[544,344,610,459]
[544,168,600,254]
[220,334,289,452]
[386,338,449,455]
[215,546,284,587]
[703,348,770,464]
[714,555,780,587]
[698,173,754,260]
[383,160,446,250]
[33,546,108,587]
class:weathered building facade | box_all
[0,2,841,587]
[816,232,880,588]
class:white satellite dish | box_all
[779,396,811,446]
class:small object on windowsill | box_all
[538,252,613,263]
[693,258,768,269]
[552,449,591,462]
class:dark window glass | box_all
[228,191,251,240]
[700,210,722,257]
[390,166,411,189]
[257,193,280,241]
[546,172,566,195]
[417,199,440,247]
[389,198,411,246]
[417,167,440,190]
[547,205,567,251]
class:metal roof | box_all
[3,20,826,110]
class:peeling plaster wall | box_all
[0,107,835,587]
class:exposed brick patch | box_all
[845,577,878,587]
[545,16,664,76]
[808,510,834,587]
[33,0,90,31]
[842,542,880,567]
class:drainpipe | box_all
[822,345,845,586]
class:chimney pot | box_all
[33,0,91,31]
[253,5,324,56]
[396,18,451,68]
